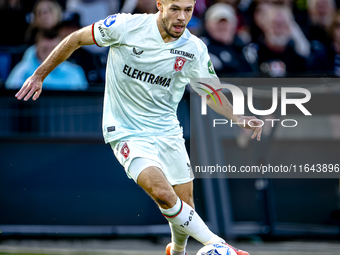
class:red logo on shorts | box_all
[120,142,130,159]
[174,57,187,72]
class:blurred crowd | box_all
[1,0,340,90]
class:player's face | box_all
[158,0,195,39]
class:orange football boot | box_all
[165,243,187,255]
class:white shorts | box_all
[110,135,194,185]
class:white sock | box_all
[160,197,224,245]
[171,248,186,255]
[170,223,188,254]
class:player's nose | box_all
[177,10,185,21]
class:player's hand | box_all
[15,74,43,101]
[237,116,262,141]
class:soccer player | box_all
[15,0,262,254]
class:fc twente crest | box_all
[174,57,187,72]
[120,142,130,159]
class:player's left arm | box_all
[207,90,262,141]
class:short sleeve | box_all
[92,13,129,47]
[189,42,221,97]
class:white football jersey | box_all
[92,13,218,143]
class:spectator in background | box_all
[6,29,88,90]
[0,0,28,45]
[213,0,250,43]
[22,0,66,12]
[249,1,310,57]
[249,2,271,44]
[66,0,120,27]
[253,5,308,77]
[186,15,203,35]
[307,11,340,76]
[329,11,340,76]
[307,0,337,47]
[25,0,63,45]
[201,3,257,76]
[132,0,158,14]
[58,12,82,39]
[57,12,104,84]
[120,0,158,16]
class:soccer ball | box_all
[196,243,237,255]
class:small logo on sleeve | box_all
[208,59,216,75]
[98,26,105,37]
[103,15,117,27]
[120,142,130,159]
[174,57,187,72]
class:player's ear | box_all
[157,0,163,12]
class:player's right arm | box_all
[15,25,94,101]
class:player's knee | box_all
[152,188,177,209]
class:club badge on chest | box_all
[174,57,187,72]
